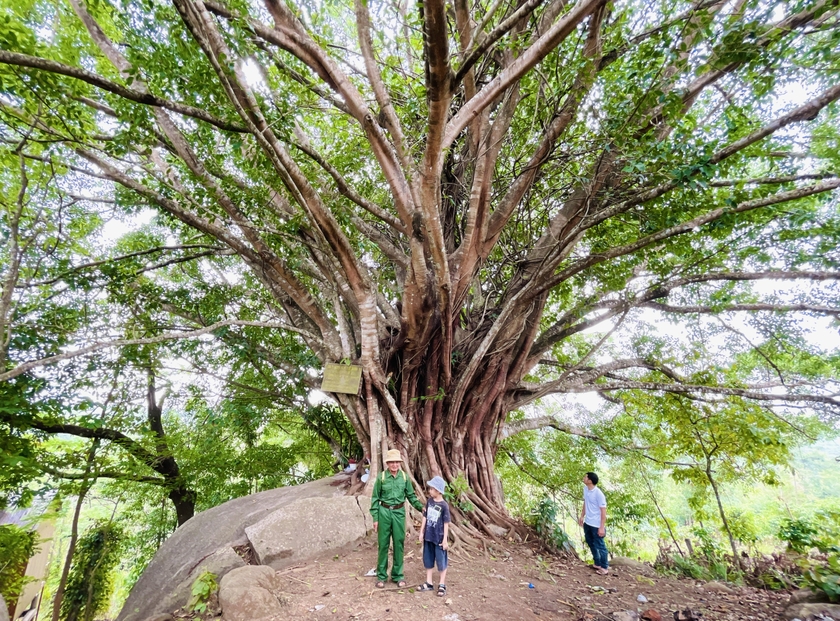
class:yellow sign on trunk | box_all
[321,363,363,394]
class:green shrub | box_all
[656,531,743,584]
[527,497,574,554]
[709,558,733,582]
[668,553,711,580]
[0,524,38,603]
[61,522,124,621]
[778,517,821,553]
[691,526,725,561]
[728,511,758,548]
[799,552,840,602]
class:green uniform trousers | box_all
[376,506,406,582]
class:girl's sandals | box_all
[375,581,385,588]
[595,567,610,576]
[418,582,434,592]
[396,580,407,588]
[437,584,446,597]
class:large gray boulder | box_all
[789,588,830,605]
[609,556,656,576]
[0,594,8,621]
[245,495,372,568]
[701,581,736,595]
[784,602,840,620]
[118,474,361,621]
[154,547,245,616]
[219,565,285,621]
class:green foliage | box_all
[799,552,840,602]
[778,517,821,553]
[107,484,179,587]
[728,511,758,548]
[667,553,715,581]
[61,522,124,621]
[0,523,38,603]
[0,375,65,508]
[527,496,574,554]
[187,570,218,614]
[691,526,726,562]
[443,474,475,513]
[658,533,740,584]
[778,509,840,554]
[1,0,839,608]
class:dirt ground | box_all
[265,534,790,621]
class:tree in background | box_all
[59,521,124,621]
[0,0,838,535]
[0,150,353,522]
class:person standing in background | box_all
[579,471,609,575]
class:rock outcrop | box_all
[784,602,840,620]
[609,556,656,576]
[219,566,286,621]
[117,474,368,621]
[246,495,372,568]
[788,588,830,605]
[784,588,838,620]
[700,581,736,595]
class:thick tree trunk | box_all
[355,314,536,531]
[168,487,196,526]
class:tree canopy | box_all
[1,0,839,533]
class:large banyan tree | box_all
[1,0,839,529]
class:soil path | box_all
[270,536,789,620]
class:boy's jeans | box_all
[583,523,609,569]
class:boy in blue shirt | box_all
[417,476,451,597]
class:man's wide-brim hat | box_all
[385,449,403,463]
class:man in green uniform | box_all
[371,449,424,587]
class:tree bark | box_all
[705,463,742,569]
[642,472,684,557]
[147,370,196,525]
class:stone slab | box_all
[245,495,371,569]
[117,474,352,621]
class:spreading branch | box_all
[0,319,317,382]
[0,50,245,132]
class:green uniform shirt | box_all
[370,469,423,522]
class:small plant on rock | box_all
[188,571,218,614]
